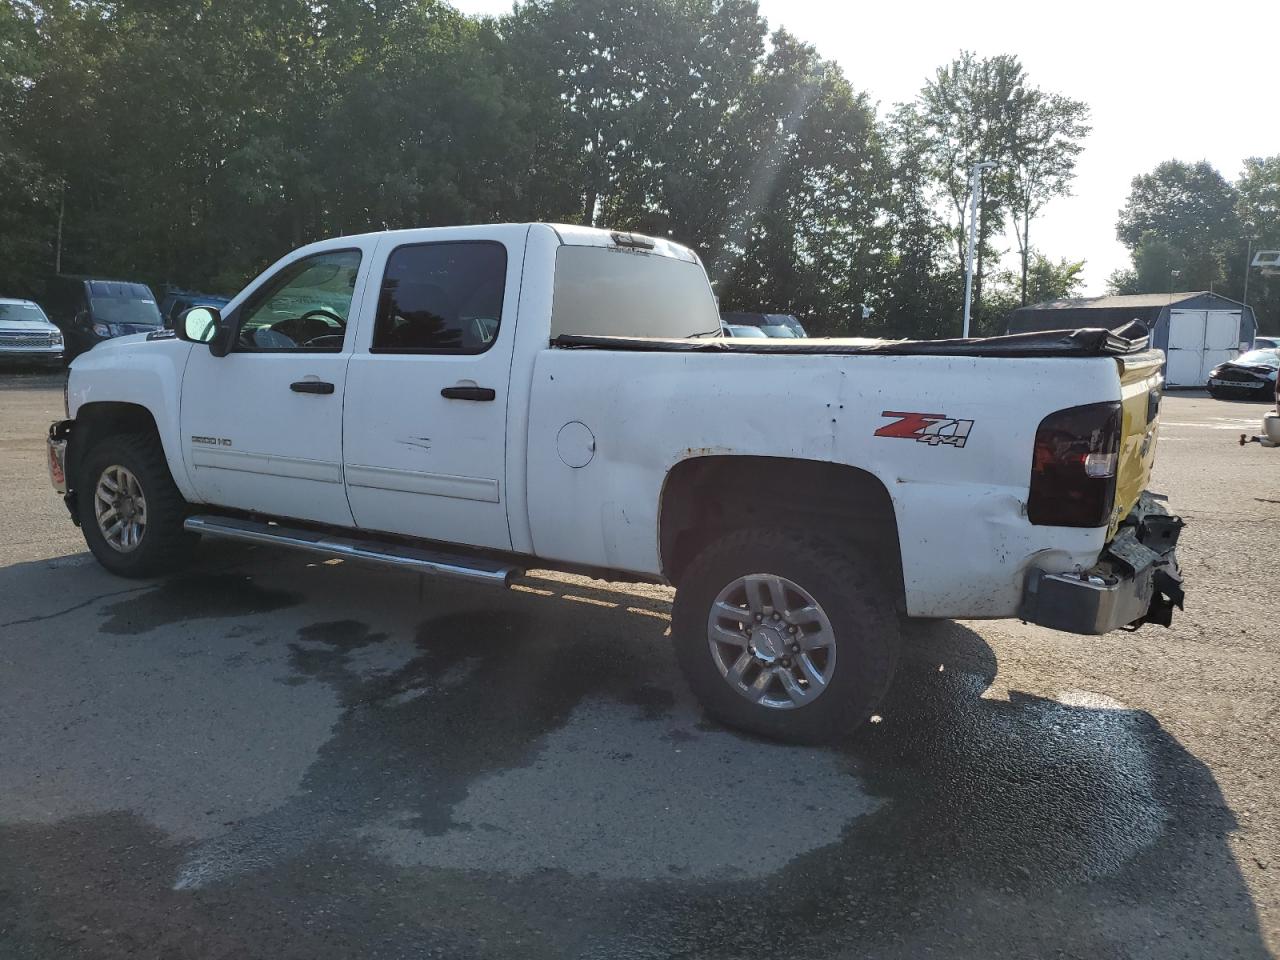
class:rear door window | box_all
[370,241,508,354]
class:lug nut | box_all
[772,613,781,621]
[755,614,763,623]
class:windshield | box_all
[551,246,720,339]
[726,325,769,338]
[1237,349,1280,366]
[0,303,49,324]
[91,296,162,326]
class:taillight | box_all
[1028,401,1121,528]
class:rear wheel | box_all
[672,526,900,743]
[77,432,194,578]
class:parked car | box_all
[1206,348,1280,400]
[0,298,64,366]
[159,289,230,329]
[1254,336,1278,351]
[43,276,163,361]
[1240,360,1280,447]
[48,223,1185,743]
[721,311,808,338]
[721,323,769,338]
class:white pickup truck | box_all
[47,223,1185,742]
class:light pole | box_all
[1241,224,1255,320]
[962,160,997,338]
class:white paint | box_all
[342,224,531,550]
[176,237,381,525]
[65,222,1165,623]
[344,464,500,503]
[1167,309,1242,387]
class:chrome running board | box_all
[183,515,521,586]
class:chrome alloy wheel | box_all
[94,464,147,553]
[706,573,837,710]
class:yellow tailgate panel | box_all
[1111,350,1165,538]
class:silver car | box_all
[0,298,64,366]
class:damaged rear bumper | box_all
[1019,492,1184,635]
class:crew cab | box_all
[47,223,1185,742]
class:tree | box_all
[1115,160,1239,291]
[0,1,57,294]
[876,106,961,339]
[1107,233,1186,296]
[910,52,1026,320]
[1230,155,1280,333]
[712,32,893,335]
[987,252,1084,321]
[1003,90,1089,305]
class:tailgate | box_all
[1110,349,1165,537]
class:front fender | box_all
[68,336,199,501]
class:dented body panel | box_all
[525,349,1119,617]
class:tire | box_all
[672,526,900,744]
[77,431,194,578]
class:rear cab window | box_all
[551,245,720,340]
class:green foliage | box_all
[1003,90,1089,305]
[986,253,1084,323]
[899,51,1089,329]
[1111,156,1280,331]
[1235,156,1280,334]
[1115,160,1239,291]
[0,1,1092,340]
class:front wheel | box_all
[77,432,194,578]
[672,527,900,744]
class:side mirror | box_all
[177,306,221,345]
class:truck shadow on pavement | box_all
[0,548,1269,959]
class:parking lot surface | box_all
[1,370,1277,959]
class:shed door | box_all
[1166,310,1207,387]
[1201,310,1242,380]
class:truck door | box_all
[342,229,525,551]
[180,244,372,526]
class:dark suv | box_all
[43,276,163,361]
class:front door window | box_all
[236,249,362,352]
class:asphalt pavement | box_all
[0,369,1277,959]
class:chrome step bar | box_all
[183,515,522,586]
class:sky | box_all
[452,0,1279,294]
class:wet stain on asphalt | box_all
[99,574,300,636]
[2,585,1267,959]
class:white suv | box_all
[0,299,64,367]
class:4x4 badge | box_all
[875,411,974,448]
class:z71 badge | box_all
[874,411,974,448]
